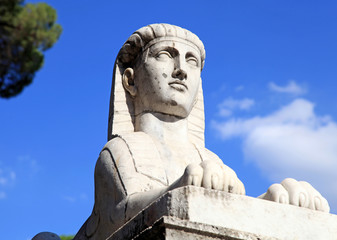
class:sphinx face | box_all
[133,40,202,118]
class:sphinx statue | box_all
[74,24,329,240]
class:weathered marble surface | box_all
[109,186,337,240]
[32,23,332,240]
[74,24,247,240]
[72,23,330,240]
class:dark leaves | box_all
[0,1,62,98]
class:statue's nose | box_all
[172,68,187,80]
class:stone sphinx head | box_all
[108,24,206,146]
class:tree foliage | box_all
[0,0,62,98]
[59,235,74,240]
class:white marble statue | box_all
[74,24,329,240]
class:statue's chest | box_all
[156,144,203,184]
[117,132,205,186]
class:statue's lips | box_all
[168,81,188,91]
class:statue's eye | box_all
[186,56,198,67]
[156,51,172,60]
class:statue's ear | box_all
[122,68,137,97]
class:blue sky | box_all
[1,1,337,239]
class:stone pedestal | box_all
[109,186,337,240]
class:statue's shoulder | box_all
[98,132,153,170]
[100,132,168,185]
[101,132,151,155]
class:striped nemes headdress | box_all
[108,23,206,147]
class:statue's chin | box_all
[135,99,193,119]
[137,108,189,120]
[159,104,192,119]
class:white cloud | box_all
[17,155,40,176]
[10,171,16,180]
[0,168,16,187]
[0,155,37,200]
[62,195,76,203]
[0,191,6,199]
[62,193,88,203]
[212,98,337,211]
[0,177,7,186]
[80,193,88,200]
[269,80,306,95]
[218,97,255,117]
[0,168,16,200]
[235,85,244,92]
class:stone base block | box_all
[108,186,337,240]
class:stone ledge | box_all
[108,186,337,240]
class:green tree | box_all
[59,235,74,240]
[0,0,62,98]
